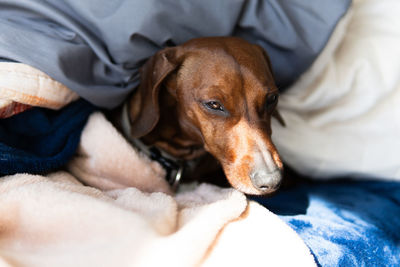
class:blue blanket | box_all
[253,179,400,266]
[0,99,95,175]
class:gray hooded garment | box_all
[0,0,351,108]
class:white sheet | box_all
[273,0,400,181]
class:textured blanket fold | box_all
[68,112,171,194]
[0,62,79,118]
[0,113,316,266]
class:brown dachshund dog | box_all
[124,37,285,195]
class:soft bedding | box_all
[254,179,400,266]
[0,0,350,108]
[0,112,315,267]
[273,0,400,181]
[0,62,79,118]
[1,0,400,266]
[0,99,94,176]
[0,62,94,175]
[260,0,400,264]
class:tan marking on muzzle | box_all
[222,120,282,195]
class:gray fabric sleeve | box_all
[0,0,351,108]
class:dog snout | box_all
[250,169,282,194]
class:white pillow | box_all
[272,0,400,181]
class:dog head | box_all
[128,37,285,195]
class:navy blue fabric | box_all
[0,99,95,175]
[252,180,400,266]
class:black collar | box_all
[120,102,185,191]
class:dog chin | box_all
[231,183,271,196]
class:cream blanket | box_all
[0,112,315,267]
[273,0,400,181]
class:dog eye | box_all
[204,101,225,112]
[266,93,278,107]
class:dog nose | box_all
[250,169,282,193]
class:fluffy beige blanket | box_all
[0,110,315,267]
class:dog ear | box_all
[129,47,180,137]
[253,44,275,79]
[253,44,286,127]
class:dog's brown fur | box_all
[126,37,284,195]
